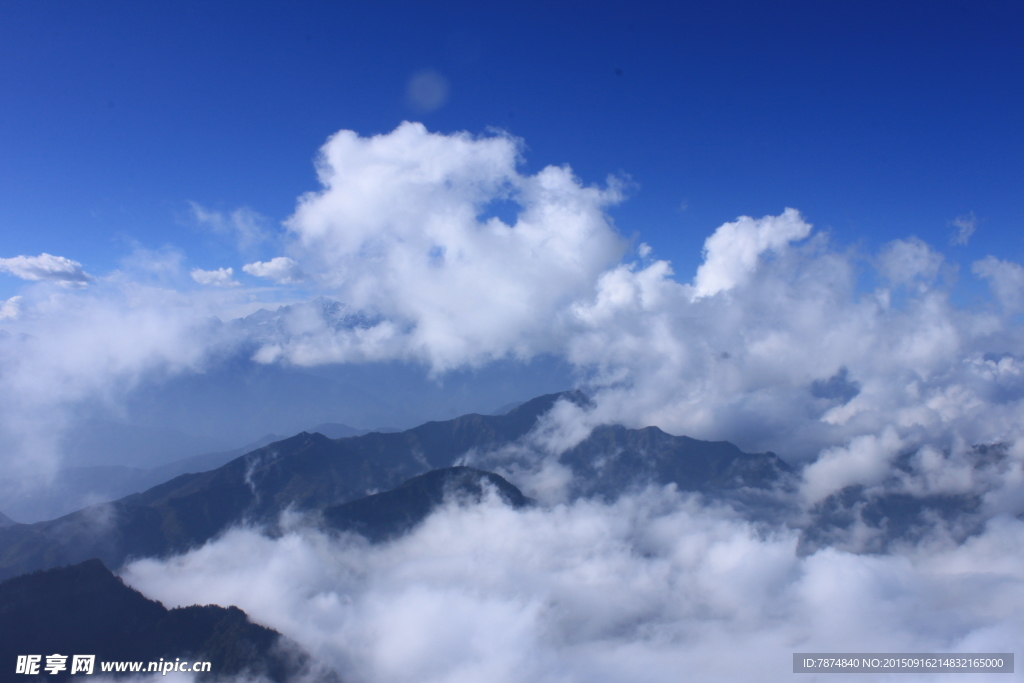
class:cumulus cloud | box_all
[123,489,1024,683]
[190,267,240,287]
[243,256,304,284]
[0,253,92,287]
[279,122,626,370]
[691,207,811,298]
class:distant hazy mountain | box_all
[0,559,334,681]
[3,434,284,523]
[0,392,790,580]
[323,466,528,542]
[7,425,385,524]
[308,422,364,439]
[61,419,235,468]
[0,511,15,528]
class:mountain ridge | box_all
[0,392,790,580]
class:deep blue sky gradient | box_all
[2,0,1022,300]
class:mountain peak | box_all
[323,466,527,542]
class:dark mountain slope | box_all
[0,511,16,528]
[561,425,791,498]
[0,559,333,681]
[323,466,528,542]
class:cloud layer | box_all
[123,488,1024,683]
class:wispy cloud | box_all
[189,202,271,253]
[949,211,977,246]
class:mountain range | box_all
[0,392,792,581]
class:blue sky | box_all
[2,0,1022,301]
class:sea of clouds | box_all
[126,496,1024,682]
[4,123,1024,681]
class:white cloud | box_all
[691,207,811,298]
[190,202,270,253]
[242,257,304,284]
[281,122,626,370]
[950,212,977,246]
[190,267,240,287]
[0,253,92,287]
